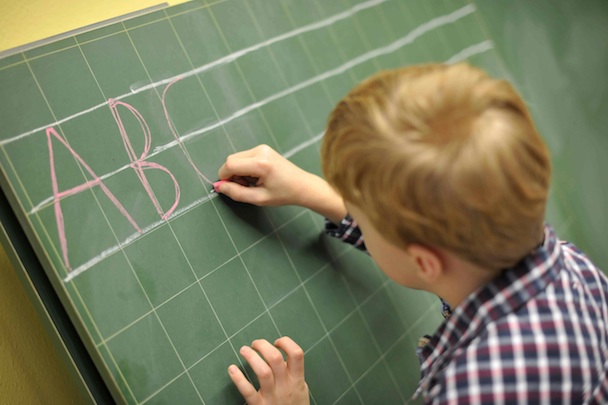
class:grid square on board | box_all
[83,161,178,245]
[126,18,193,82]
[0,62,54,142]
[201,257,266,336]
[438,13,486,53]
[156,74,219,142]
[305,266,357,331]
[239,233,301,307]
[275,213,332,279]
[265,36,318,88]
[329,17,368,63]
[332,247,386,304]
[356,361,404,404]
[313,0,351,17]
[212,198,275,253]
[269,286,326,351]
[144,373,202,405]
[350,59,382,83]
[2,130,54,212]
[105,312,185,403]
[140,145,211,214]
[236,46,287,102]
[258,94,312,154]
[197,62,256,120]
[281,0,323,28]
[208,0,263,53]
[230,312,281,389]
[353,4,399,51]
[244,0,294,40]
[70,249,151,340]
[189,340,243,405]
[321,69,357,105]
[305,336,352,405]
[122,223,197,307]
[263,204,307,233]
[27,46,106,120]
[298,27,346,75]
[359,287,407,352]
[170,124,234,189]
[169,199,237,280]
[329,311,380,382]
[290,80,334,135]
[222,111,280,154]
[386,281,441,328]
[35,188,123,275]
[287,139,323,176]
[57,107,138,179]
[155,282,226,369]
[78,31,151,97]
[169,5,231,69]
[334,388,362,405]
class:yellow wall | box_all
[0,1,185,402]
[0,246,89,403]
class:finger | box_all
[218,156,270,180]
[274,336,305,379]
[252,339,287,387]
[217,182,271,205]
[228,364,259,405]
[240,345,275,392]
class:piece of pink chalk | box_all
[213,180,229,193]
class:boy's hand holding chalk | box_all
[215,144,347,223]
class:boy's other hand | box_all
[228,337,310,405]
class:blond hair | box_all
[321,63,551,269]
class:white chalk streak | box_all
[283,132,324,159]
[445,40,493,64]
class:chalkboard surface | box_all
[0,1,503,403]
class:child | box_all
[218,63,608,404]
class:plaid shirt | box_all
[326,216,608,404]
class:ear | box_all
[406,244,444,283]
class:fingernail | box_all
[228,365,237,375]
[213,180,228,193]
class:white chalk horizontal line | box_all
[445,40,493,64]
[0,0,390,147]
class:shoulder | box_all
[558,239,608,293]
[436,297,607,404]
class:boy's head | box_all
[321,63,551,270]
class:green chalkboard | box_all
[0,0,545,403]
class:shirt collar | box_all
[417,224,563,389]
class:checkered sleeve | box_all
[324,214,367,251]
